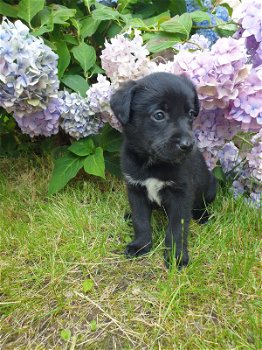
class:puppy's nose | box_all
[179,138,194,152]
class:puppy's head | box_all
[110,72,199,163]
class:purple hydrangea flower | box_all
[193,108,239,169]
[233,0,262,67]
[225,67,262,131]
[233,0,261,43]
[231,130,262,207]
[246,130,262,182]
[14,98,62,137]
[218,141,242,174]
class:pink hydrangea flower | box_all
[100,30,151,84]
[173,37,249,110]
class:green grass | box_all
[0,156,261,349]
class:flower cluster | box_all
[13,98,62,137]
[96,0,118,7]
[218,141,242,174]
[100,30,151,85]
[173,37,249,110]
[0,18,59,120]
[233,0,261,68]
[173,34,211,51]
[232,130,262,207]
[86,74,121,131]
[193,109,239,169]
[59,91,104,140]
[185,1,230,45]
[225,67,262,131]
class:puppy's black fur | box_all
[110,72,217,268]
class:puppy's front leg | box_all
[125,185,153,258]
[163,192,191,269]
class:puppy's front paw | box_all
[164,249,189,270]
[125,239,152,258]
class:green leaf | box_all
[215,22,239,38]
[123,17,147,30]
[72,42,96,74]
[0,1,18,17]
[63,34,79,45]
[48,152,84,195]
[160,13,192,37]
[83,0,96,11]
[144,11,170,27]
[213,166,226,182]
[71,18,81,37]
[17,0,44,24]
[31,8,54,36]
[83,279,94,293]
[79,16,101,38]
[32,22,54,36]
[169,0,187,16]
[92,6,121,21]
[104,152,122,178]
[94,125,122,153]
[145,32,182,53]
[84,147,105,179]
[61,75,89,97]
[55,41,70,79]
[106,22,122,39]
[89,64,104,76]
[68,138,95,157]
[189,10,211,24]
[60,329,71,341]
[50,4,76,25]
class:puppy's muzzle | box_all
[178,137,194,153]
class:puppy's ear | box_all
[179,74,200,116]
[193,86,200,116]
[110,80,137,125]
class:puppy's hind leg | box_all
[193,175,217,224]
[125,186,153,258]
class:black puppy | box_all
[110,72,217,268]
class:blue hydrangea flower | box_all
[59,91,104,140]
[96,0,118,7]
[185,1,229,45]
[0,18,59,117]
[215,6,229,22]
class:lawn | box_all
[0,156,261,349]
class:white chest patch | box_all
[124,174,173,206]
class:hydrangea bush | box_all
[0,18,60,136]
[0,0,261,205]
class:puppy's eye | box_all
[152,111,166,122]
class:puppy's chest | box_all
[124,174,173,206]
